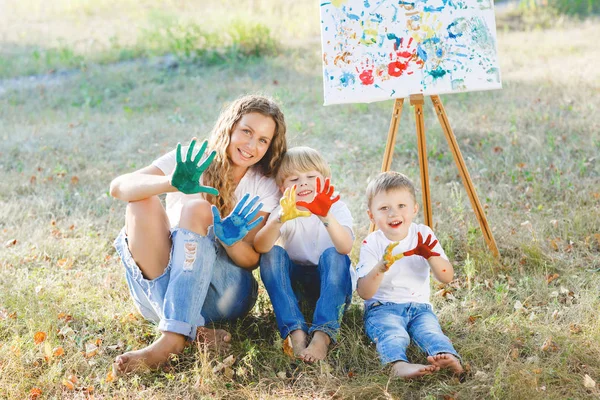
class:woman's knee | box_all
[179,199,213,233]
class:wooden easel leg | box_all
[430,95,499,257]
[381,98,404,172]
[370,98,405,233]
[410,94,433,228]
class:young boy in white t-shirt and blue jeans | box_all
[254,146,355,362]
[357,171,463,379]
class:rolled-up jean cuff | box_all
[381,352,409,365]
[308,325,339,344]
[158,319,197,341]
[281,323,307,340]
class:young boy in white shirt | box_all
[254,146,355,362]
[357,171,463,378]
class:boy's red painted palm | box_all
[403,232,440,259]
[295,177,340,217]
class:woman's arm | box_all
[223,211,270,270]
[109,165,177,202]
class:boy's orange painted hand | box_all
[403,232,440,259]
[279,186,311,223]
[382,242,404,271]
[295,177,340,217]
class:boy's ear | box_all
[366,209,374,223]
[413,202,419,217]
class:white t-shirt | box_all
[267,200,357,288]
[356,223,448,307]
[152,147,280,227]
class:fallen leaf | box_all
[569,324,582,335]
[56,258,73,269]
[282,336,294,358]
[34,331,47,344]
[85,342,98,358]
[540,337,557,352]
[223,367,234,379]
[62,379,75,390]
[105,370,116,383]
[53,347,65,357]
[29,388,42,400]
[546,273,560,284]
[584,374,596,388]
[70,176,79,185]
[58,326,75,338]
[4,239,17,248]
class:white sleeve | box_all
[331,201,355,239]
[152,149,177,176]
[356,235,381,278]
[254,175,281,214]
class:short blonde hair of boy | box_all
[276,146,331,187]
[366,171,417,208]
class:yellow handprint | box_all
[279,185,311,223]
[382,242,404,271]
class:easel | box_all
[374,94,499,257]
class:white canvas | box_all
[320,0,502,105]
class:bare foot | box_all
[288,330,308,357]
[391,361,439,378]
[113,331,186,374]
[196,326,232,353]
[299,331,330,363]
[427,353,464,374]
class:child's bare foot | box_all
[288,330,308,357]
[299,331,330,363]
[196,327,232,352]
[113,331,186,374]
[391,361,439,378]
[427,353,463,374]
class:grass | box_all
[1,2,600,399]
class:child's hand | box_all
[382,242,404,272]
[279,186,311,223]
[212,193,264,246]
[295,177,340,217]
[403,232,440,259]
[171,138,219,195]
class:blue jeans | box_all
[259,246,352,342]
[114,226,258,341]
[364,302,460,365]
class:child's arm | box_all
[357,242,402,299]
[318,214,353,255]
[254,186,310,253]
[253,212,284,253]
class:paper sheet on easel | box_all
[320,0,502,105]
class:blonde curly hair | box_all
[202,95,287,215]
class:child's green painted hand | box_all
[170,138,218,195]
[295,177,340,217]
[278,185,311,223]
[403,232,440,259]
[212,193,264,247]
[382,242,404,271]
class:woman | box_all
[109,95,287,373]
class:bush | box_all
[520,0,600,16]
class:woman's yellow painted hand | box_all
[382,242,404,272]
[278,185,311,223]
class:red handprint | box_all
[403,232,440,259]
[388,37,417,77]
[296,177,340,217]
[356,59,375,85]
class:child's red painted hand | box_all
[295,177,340,217]
[403,232,440,259]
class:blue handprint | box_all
[212,193,264,246]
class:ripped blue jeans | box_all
[114,226,257,341]
[259,246,352,343]
[364,302,460,365]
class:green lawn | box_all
[1,2,599,399]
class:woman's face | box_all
[227,112,276,169]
